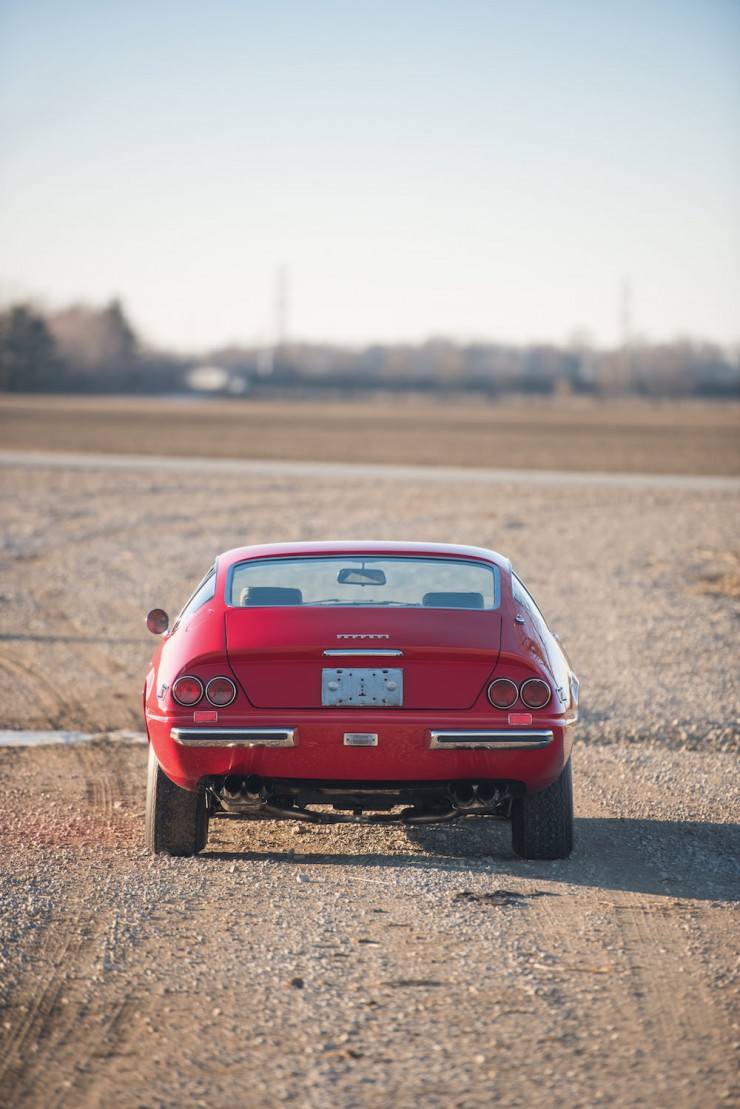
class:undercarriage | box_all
[203,774,521,825]
[147,746,573,858]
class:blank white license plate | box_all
[321,668,403,707]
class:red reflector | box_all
[508,712,533,725]
[194,710,218,723]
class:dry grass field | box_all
[1,393,738,475]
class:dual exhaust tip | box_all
[448,781,500,810]
[222,774,264,802]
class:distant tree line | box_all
[1,299,738,398]
[0,300,185,394]
[208,335,740,398]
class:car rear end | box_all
[145,546,577,843]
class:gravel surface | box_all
[0,456,738,1108]
[1,456,738,749]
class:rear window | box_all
[228,556,499,609]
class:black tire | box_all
[511,759,573,859]
[145,745,209,855]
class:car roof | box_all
[218,541,510,572]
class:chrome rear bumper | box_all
[172,728,296,747]
[171,726,553,750]
[429,730,553,750]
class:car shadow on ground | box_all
[204,816,739,903]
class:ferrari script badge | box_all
[337,633,390,640]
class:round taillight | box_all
[487,678,519,709]
[205,676,237,707]
[520,678,551,710]
[172,675,204,706]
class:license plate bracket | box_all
[322,668,403,707]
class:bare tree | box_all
[48,298,138,390]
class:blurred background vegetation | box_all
[1,297,738,399]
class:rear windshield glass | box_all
[228,556,499,609]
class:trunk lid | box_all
[225,607,501,710]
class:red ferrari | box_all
[144,542,579,859]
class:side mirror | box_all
[146,608,169,635]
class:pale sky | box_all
[1,0,738,352]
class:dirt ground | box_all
[0,740,737,1109]
[0,436,738,1108]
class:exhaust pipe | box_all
[476,782,499,805]
[222,775,244,800]
[221,775,266,801]
[448,782,501,811]
[243,775,264,802]
[402,807,461,825]
[219,775,269,811]
[449,783,477,809]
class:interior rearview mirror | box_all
[337,568,387,586]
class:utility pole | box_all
[620,279,632,349]
[620,279,634,392]
[257,267,289,377]
[276,266,288,350]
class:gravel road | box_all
[0,455,738,1108]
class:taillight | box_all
[172,675,204,706]
[205,676,237,707]
[520,678,551,709]
[487,678,519,709]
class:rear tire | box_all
[145,745,209,855]
[511,759,573,859]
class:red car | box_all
[144,542,579,859]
